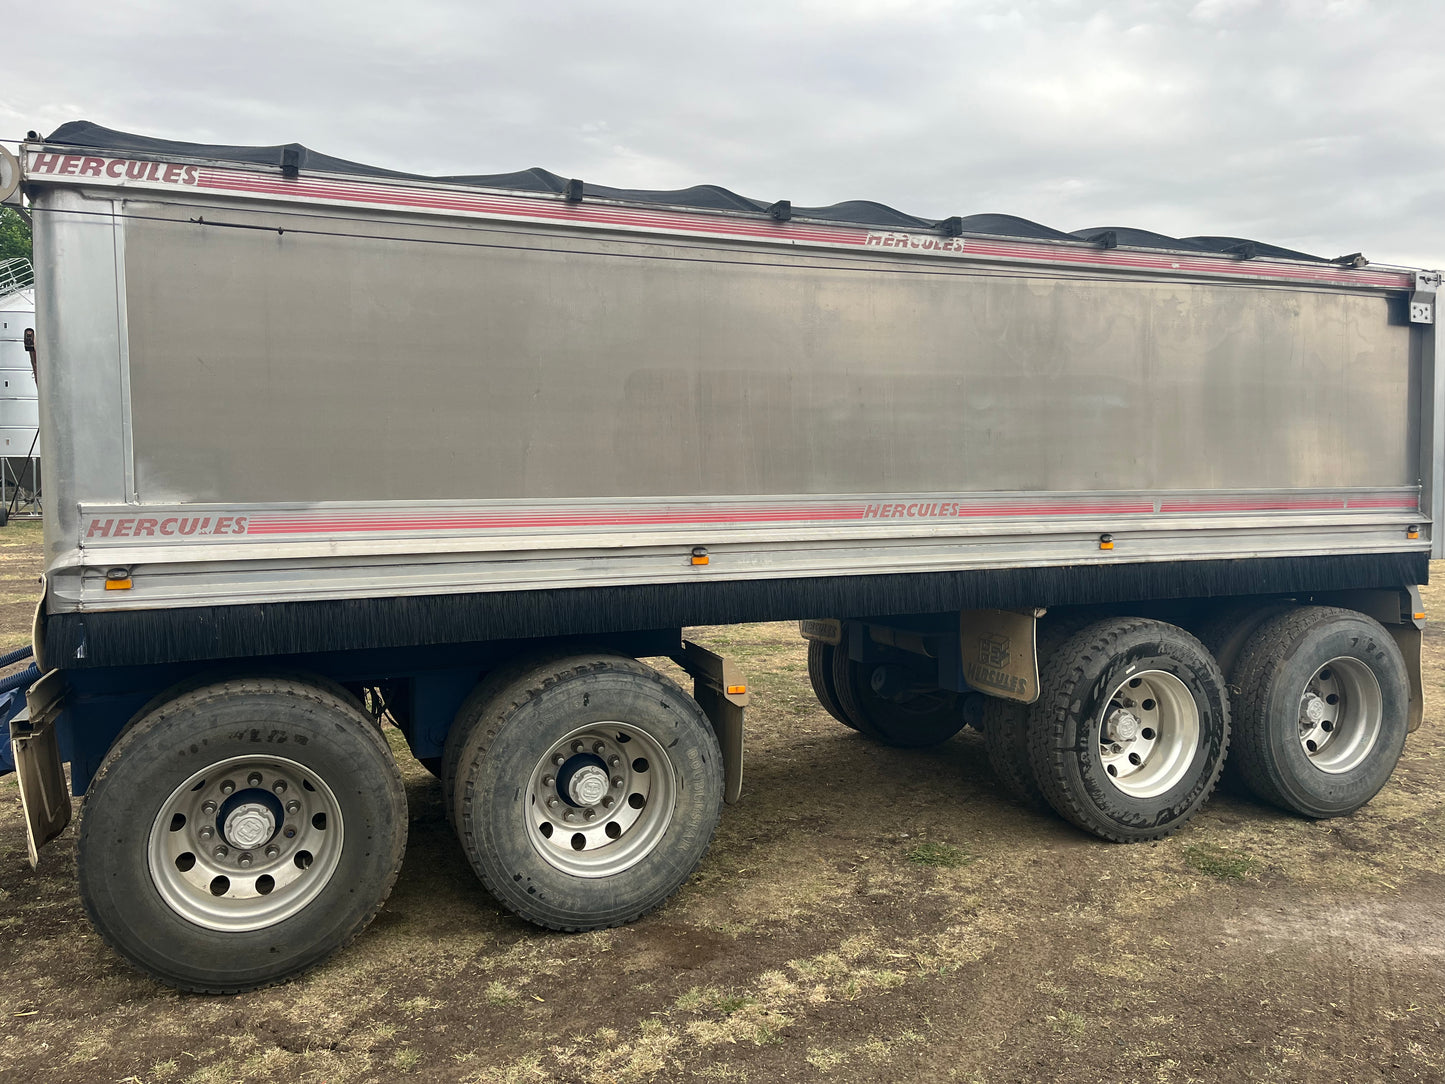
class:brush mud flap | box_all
[15,670,72,867]
[672,641,749,804]
[959,609,1041,704]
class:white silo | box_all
[0,258,38,517]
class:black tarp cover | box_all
[42,121,1328,261]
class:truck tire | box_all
[1192,600,1297,685]
[1028,618,1229,842]
[981,613,1095,808]
[829,626,967,748]
[76,678,408,993]
[439,651,577,831]
[1229,607,1408,818]
[451,655,723,930]
[807,640,858,730]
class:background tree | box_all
[0,206,32,263]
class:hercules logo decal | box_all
[966,634,1028,697]
[28,153,200,186]
[86,516,249,539]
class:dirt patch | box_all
[1,536,1443,1083]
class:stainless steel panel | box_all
[34,191,129,571]
[114,201,1415,506]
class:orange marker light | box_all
[1099,534,1114,551]
[691,546,709,565]
[727,684,747,695]
[104,578,133,591]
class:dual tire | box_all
[980,607,1409,840]
[806,629,968,748]
[444,654,725,930]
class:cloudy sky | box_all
[4,0,1443,267]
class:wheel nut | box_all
[265,846,280,859]
[571,741,584,754]
[272,780,287,794]
[608,755,620,767]
[612,776,624,788]
[284,827,297,839]
[247,773,262,787]
[602,796,614,808]
[593,742,606,754]
[546,796,559,808]
[238,853,253,868]
[214,845,229,858]
[286,800,301,814]
[553,754,566,766]
[201,801,217,815]
[543,775,555,787]
[220,781,235,795]
[199,826,214,840]
[584,808,596,820]
[563,810,575,822]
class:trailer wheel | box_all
[1229,607,1408,818]
[807,641,857,731]
[451,655,723,930]
[829,627,966,748]
[1028,619,1229,842]
[76,678,407,993]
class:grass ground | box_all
[1,527,1442,1083]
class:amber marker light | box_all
[104,567,133,590]
[727,684,747,695]
[1099,534,1114,551]
[691,547,710,566]
[1407,525,1421,539]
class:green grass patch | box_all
[905,841,972,868]
[1183,843,1258,881]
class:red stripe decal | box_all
[183,166,1415,291]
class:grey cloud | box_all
[5,0,1443,265]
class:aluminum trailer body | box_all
[6,126,1441,992]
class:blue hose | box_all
[0,662,39,695]
[0,644,34,669]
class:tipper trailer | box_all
[3,123,1440,992]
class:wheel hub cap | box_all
[567,764,610,806]
[224,803,276,848]
[1106,709,1141,742]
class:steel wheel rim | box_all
[525,722,675,878]
[147,754,344,932]
[1098,670,1199,799]
[1298,656,1382,774]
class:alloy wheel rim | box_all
[147,754,344,931]
[525,722,675,878]
[1097,670,1200,799]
